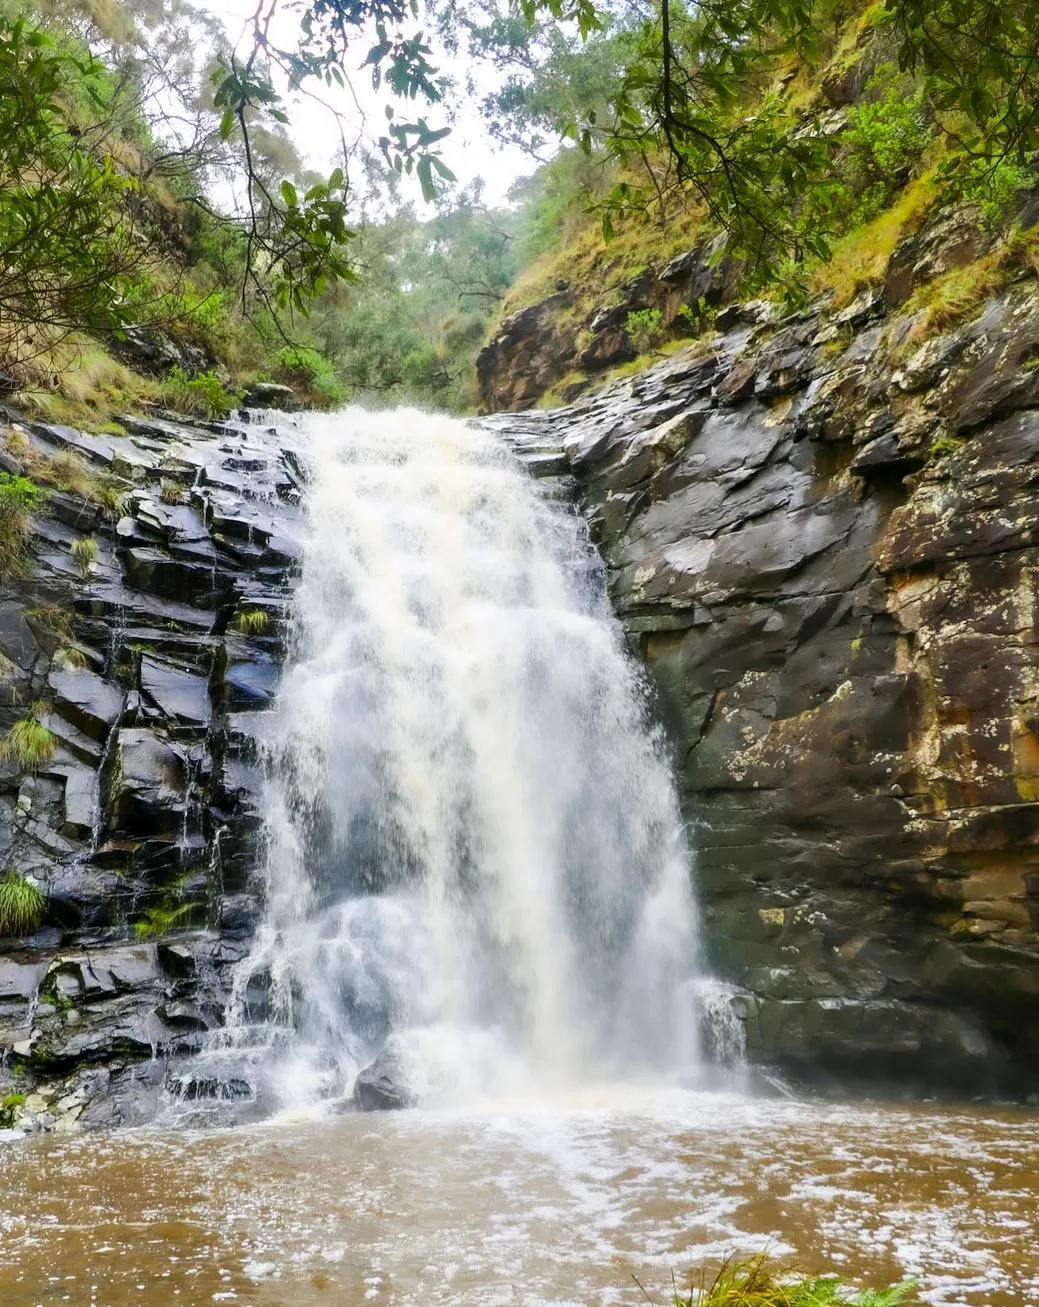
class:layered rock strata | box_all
[0,408,303,1130]
[484,274,1039,1096]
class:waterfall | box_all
[226,408,705,1109]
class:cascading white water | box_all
[229,407,705,1108]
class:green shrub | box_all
[0,708,57,771]
[0,869,46,937]
[957,156,1036,225]
[0,471,44,578]
[161,368,243,419]
[268,345,348,407]
[676,297,716,335]
[0,1091,27,1127]
[840,70,933,225]
[625,307,665,353]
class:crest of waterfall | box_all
[227,408,706,1108]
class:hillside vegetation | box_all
[3,0,1039,417]
[0,0,355,424]
[471,0,1039,408]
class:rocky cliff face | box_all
[483,264,1039,1096]
[8,238,1039,1122]
[476,242,737,413]
[0,408,303,1131]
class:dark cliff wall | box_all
[0,410,300,1130]
[484,268,1039,1096]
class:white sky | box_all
[201,0,535,206]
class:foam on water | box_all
[220,407,710,1107]
[4,1090,1039,1306]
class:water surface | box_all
[3,1089,1038,1307]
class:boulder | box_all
[241,381,298,410]
[353,1053,413,1111]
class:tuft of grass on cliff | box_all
[0,869,46,938]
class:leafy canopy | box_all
[0,14,140,359]
[220,0,1039,293]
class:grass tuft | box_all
[70,534,100,578]
[0,869,46,937]
[25,604,76,649]
[95,483,126,518]
[897,231,1039,351]
[811,170,939,308]
[0,708,57,771]
[159,479,184,505]
[133,899,199,939]
[52,645,90,670]
[232,608,270,635]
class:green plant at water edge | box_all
[232,608,270,636]
[159,479,184,505]
[70,534,99,578]
[0,869,46,937]
[0,707,56,771]
[266,345,348,408]
[625,307,665,354]
[0,1091,27,1128]
[668,1255,917,1307]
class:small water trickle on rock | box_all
[217,407,720,1111]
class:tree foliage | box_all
[4,0,1039,403]
[0,14,140,361]
[308,190,517,407]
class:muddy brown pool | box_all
[2,1088,1038,1307]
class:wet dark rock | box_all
[109,324,208,377]
[482,259,1039,1098]
[122,547,232,608]
[166,1070,253,1100]
[213,637,279,710]
[0,602,42,669]
[139,656,212,725]
[48,668,124,743]
[104,728,187,838]
[0,405,302,1125]
[354,1053,413,1111]
[219,893,263,937]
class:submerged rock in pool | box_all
[353,1054,413,1111]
